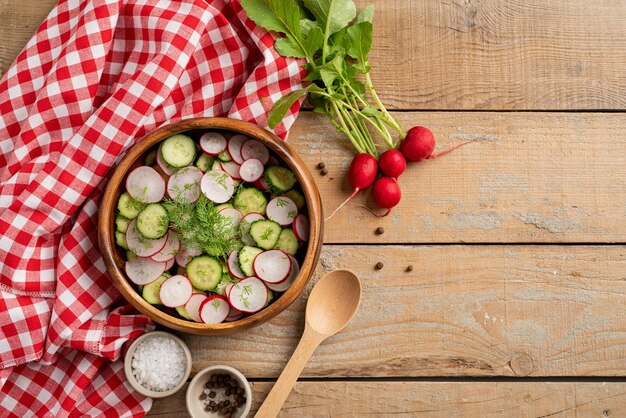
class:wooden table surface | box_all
[2,1,625,416]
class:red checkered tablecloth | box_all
[0,0,305,416]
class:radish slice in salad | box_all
[293,214,309,242]
[151,231,181,262]
[175,246,203,268]
[220,161,241,180]
[266,196,298,226]
[228,277,268,313]
[239,158,264,182]
[228,134,248,164]
[164,257,175,271]
[159,275,193,307]
[126,166,166,203]
[219,207,243,231]
[241,212,265,246]
[199,132,227,156]
[201,170,235,203]
[184,293,206,323]
[227,251,246,279]
[225,305,243,322]
[225,282,235,298]
[253,250,291,284]
[252,177,270,192]
[167,166,202,203]
[199,295,230,324]
[156,146,177,175]
[125,256,166,285]
[126,219,168,257]
[267,255,299,292]
[241,140,269,165]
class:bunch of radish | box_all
[327,126,474,218]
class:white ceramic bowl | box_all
[124,331,192,398]
[186,365,252,418]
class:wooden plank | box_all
[290,112,626,244]
[148,381,626,417]
[2,1,626,110]
[182,245,626,378]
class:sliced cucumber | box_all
[281,189,305,210]
[144,149,158,166]
[234,187,268,215]
[265,289,275,307]
[115,215,130,233]
[265,166,297,193]
[136,203,169,239]
[115,231,129,250]
[117,192,146,219]
[211,160,223,171]
[176,305,192,320]
[196,153,214,171]
[217,150,232,162]
[274,228,298,255]
[126,250,137,261]
[142,274,169,304]
[238,246,263,277]
[186,255,222,291]
[161,134,196,168]
[249,220,282,250]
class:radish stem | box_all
[428,139,477,159]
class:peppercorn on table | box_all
[2,1,626,416]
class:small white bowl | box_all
[124,331,192,398]
[186,365,252,418]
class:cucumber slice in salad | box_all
[234,187,268,215]
[144,149,158,166]
[136,203,169,239]
[281,189,305,210]
[274,228,298,255]
[115,215,130,234]
[195,153,214,171]
[115,231,129,250]
[238,246,263,277]
[265,166,297,193]
[217,150,232,162]
[249,220,282,250]
[186,255,222,291]
[117,192,146,219]
[161,134,196,168]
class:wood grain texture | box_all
[2,1,626,110]
[148,381,626,417]
[182,245,626,378]
[290,111,626,244]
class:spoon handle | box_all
[254,329,323,418]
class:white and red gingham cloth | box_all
[0,0,305,416]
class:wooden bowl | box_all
[98,117,323,335]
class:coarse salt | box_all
[131,336,186,392]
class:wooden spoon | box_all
[254,269,362,418]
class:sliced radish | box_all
[266,196,298,226]
[227,134,248,165]
[156,146,177,175]
[125,256,166,285]
[126,166,166,203]
[220,161,241,180]
[267,255,299,292]
[151,231,181,262]
[241,140,269,165]
[228,277,268,313]
[239,158,264,183]
[159,275,193,307]
[253,250,291,284]
[228,251,246,279]
[185,293,207,323]
[175,246,203,268]
[167,166,203,203]
[201,170,235,204]
[199,132,227,156]
[199,295,230,324]
[225,282,235,298]
[241,212,265,246]
[293,214,309,242]
[164,257,175,271]
[253,177,270,192]
[225,305,244,322]
[219,207,243,231]
[126,219,168,257]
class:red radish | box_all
[253,177,270,192]
[126,219,168,257]
[185,293,207,323]
[266,255,299,292]
[228,277,268,313]
[166,166,202,203]
[378,149,406,178]
[225,282,235,298]
[241,139,269,165]
[239,158,264,182]
[325,153,377,220]
[401,126,475,162]
[156,146,177,175]
[292,214,309,241]
[370,176,402,217]
[201,170,235,203]
[218,207,243,230]
[241,212,265,245]
[253,250,291,284]
[125,256,165,285]
[151,231,180,262]
[164,257,175,271]
[225,305,244,322]
[228,134,248,164]
[175,246,203,268]
[159,275,193,307]
[126,166,166,203]
[199,132,227,156]
[227,251,246,279]
[199,295,230,324]
[220,161,241,179]
[266,196,298,226]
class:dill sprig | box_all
[165,194,241,258]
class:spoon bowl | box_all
[306,270,362,336]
